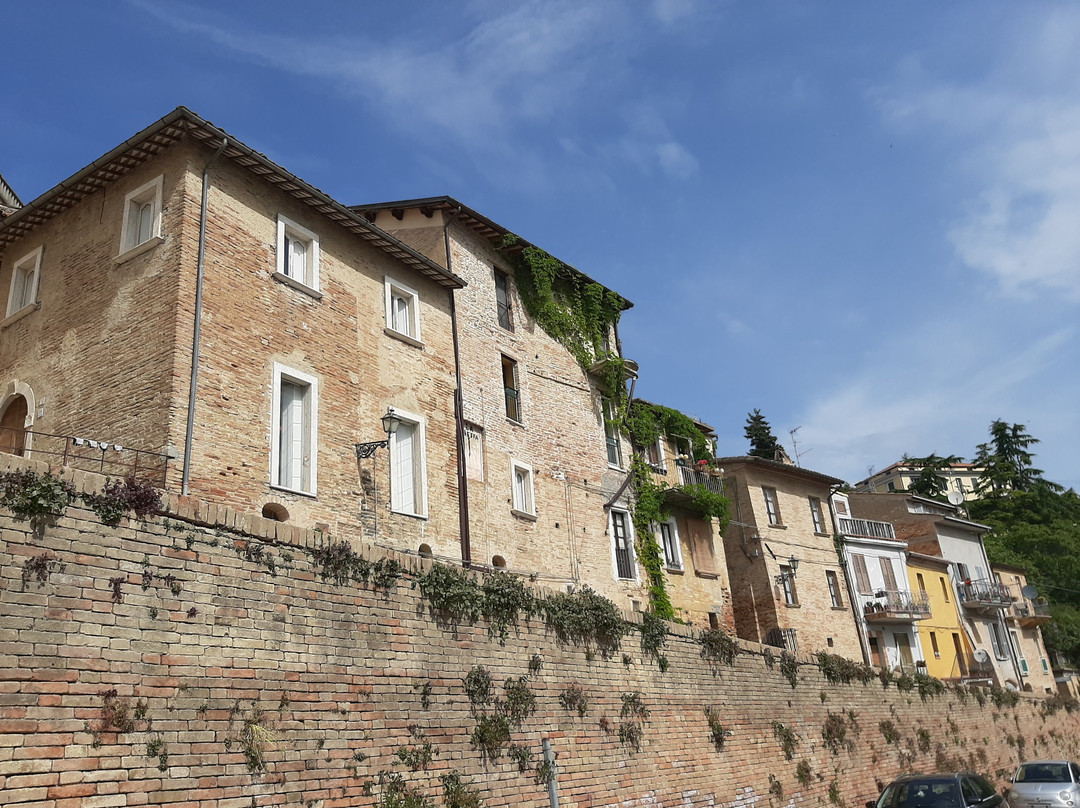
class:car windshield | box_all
[894,781,960,808]
[1016,764,1071,784]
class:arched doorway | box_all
[0,394,29,456]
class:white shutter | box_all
[392,422,416,512]
[393,293,410,335]
[278,381,306,489]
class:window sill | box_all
[511,508,537,522]
[768,523,787,529]
[384,327,424,349]
[391,508,429,520]
[607,463,624,472]
[506,417,524,429]
[272,271,323,299]
[814,531,831,537]
[269,483,317,499]
[784,602,801,608]
[116,235,164,265]
[831,606,847,611]
[694,570,719,580]
[1,302,40,328]
[665,566,684,576]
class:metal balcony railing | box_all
[764,627,798,654]
[958,579,1013,611]
[838,516,895,540]
[1011,599,1052,625]
[862,588,931,621]
[645,455,725,494]
[0,427,169,488]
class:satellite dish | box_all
[973,649,991,665]
[947,491,964,506]
[1021,584,1039,599]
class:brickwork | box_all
[720,458,863,660]
[2,456,1080,808]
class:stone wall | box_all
[3,456,1080,808]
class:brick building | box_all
[718,455,862,659]
[0,107,466,555]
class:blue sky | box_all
[4,1,1078,490]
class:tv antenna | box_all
[789,426,811,467]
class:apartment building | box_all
[855,460,984,502]
[905,552,972,681]
[994,563,1055,694]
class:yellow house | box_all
[907,552,971,680]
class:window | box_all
[940,576,950,603]
[384,277,421,342]
[780,565,798,605]
[645,437,664,468]
[464,423,484,482]
[1011,630,1027,674]
[826,570,843,608]
[6,247,42,317]
[851,553,872,594]
[510,459,535,517]
[495,269,513,331]
[611,509,635,580]
[120,176,163,255]
[930,631,941,658]
[894,632,914,668]
[879,557,898,591]
[989,621,1008,660]
[762,486,782,525]
[270,364,318,495]
[809,497,826,533]
[276,214,320,292]
[390,409,427,517]
[502,355,521,422]
[916,573,926,594]
[956,562,971,582]
[658,519,682,571]
[602,399,621,468]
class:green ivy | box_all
[629,460,675,618]
[496,234,626,376]
[626,401,713,461]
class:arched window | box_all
[0,394,29,456]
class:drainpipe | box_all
[443,207,471,566]
[181,137,228,496]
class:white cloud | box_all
[872,9,1080,300]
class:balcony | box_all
[0,427,169,487]
[862,589,931,622]
[1011,598,1052,627]
[764,627,798,654]
[838,516,895,540]
[958,579,1013,613]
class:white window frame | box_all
[384,276,422,345]
[510,458,536,518]
[602,398,622,469]
[389,407,428,518]
[269,363,319,496]
[645,436,665,468]
[275,214,321,294]
[119,175,164,258]
[809,496,825,533]
[657,517,682,571]
[6,247,42,318]
[610,508,637,581]
[763,486,782,525]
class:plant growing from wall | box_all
[769,774,784,801]
[363,770,433,808]
[639,611,670,662]
[989,685,1020,708]
[628,460,676,618]
[619,692,649,752]
[21,552,64,589]
[508,744,532,772]
[822,712,854,755]
[879,719,901,745]
[916,727,932,753]
[0,469,76,521]
[481,571,535,643]
[914,672,946,701]
[470,713,511,761]
[146,736,169,772]
[817,651,875,686]
[705,706,731,751]
[559,684,588,717]
[503,676,536,726]
[542,586,628,655]
[83,476,162,526]
[495,233,627,379]
[626,401,713,462]
[534,758,556,787]
[796,760,813,787]
[779,651,799,688]
[464,666,494,707]
[772,721,799,760]
[440,771,484,808]
[829,779,843,805]
[700,628,740,667]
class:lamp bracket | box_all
[355,440,389,459]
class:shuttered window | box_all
[852,554,872,594]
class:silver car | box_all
[1008,761,1080,808]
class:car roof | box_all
[890,773,973,783]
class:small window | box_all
[658,519,682,571]
[276,214,320,293]
[502,355,521,422]
[384,277,421,342]
[826,570,843,608]
[602,399,622,468]
[763,487,782,525]
[120,176,163,255]
[930,631,940,658]
[611,509,635,580]
[645,438,664,468]
[271,364,318,495]
[809,496,826,533]
[6,247,42,317]
[940,576,950,603]
[916,572,926,594]
[780,565,798,605]
[390,409,427,517]
[510,459,535,517]
[495,269,513,331]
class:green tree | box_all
[902,453,963,499]
[973,420,1057,496]
[744,409,780,460]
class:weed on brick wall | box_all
[308,541,401,590]
[780,651,799,688]
[705,706,731,751]
[21,552,65,589]
[441,771,484,808]
[83,476,162,526]
[700,628,739,668]
[559,684,589,718]
[772,720,800,760]
[0,469,76,521]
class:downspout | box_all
[444,207,471,566]
[181,137,229,496]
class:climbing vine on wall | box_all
[496,233,627,387]
[629,460,675,619]
[626,401,713,461]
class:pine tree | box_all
[744,409,780,460]
[973,420,1049,496]
[903,453,963,499]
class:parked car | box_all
[868,773,1006,808]
[1007,761,1080,808]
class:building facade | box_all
[855,460,984,502]
[905,552,972,681]
[994,563,1055,695]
